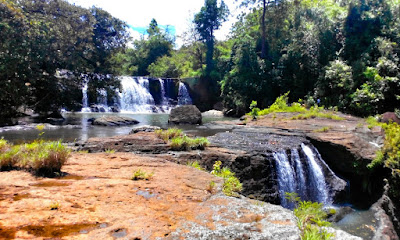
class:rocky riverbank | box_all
[0,151,362,240]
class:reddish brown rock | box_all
[381,112,400,125]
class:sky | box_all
[66,0,241,48]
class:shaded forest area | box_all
[1,0,400,120]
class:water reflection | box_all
[0,112,235,143]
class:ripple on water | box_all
[334,209,377,240]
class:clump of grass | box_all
[286,192,333,240]
[49,201,61,210]
[21,140,70,174]
[211,161,242,197]
[156,129,210,151]
[104,149,116,154]
[131,169,154,181]
[313,126,332,133]
[170,136,209,151]
[0,144,20,170]
[291,106,344,120]
[187,161,204,171]
[155,128,183,142]
[0,139,70,175]
[207,181,216,193]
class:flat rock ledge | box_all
[92,116,139,126]
[0,152,360,240]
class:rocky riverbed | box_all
[0,112,398,239]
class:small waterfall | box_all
[178,82,193,105]
[81,77,91,112]
[119,76,155,113]
[301,143,330,204]
[274,151,297,208]
[291,149,307,200]
[96,88,109,112]
[159,78,167,105]
[273,144,333,208]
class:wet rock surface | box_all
[76,132,168,153]
[92,116,139,126]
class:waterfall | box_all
[273,150,297,208]
[81,77,91,112]
[96,88,109,112]
[80,76,194,113]
[178,82,193,105]
[159,78,167,105]
[119,76,155,113]
[273,144,333,208]
[301,143,330,204]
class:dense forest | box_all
[1,0,400,119]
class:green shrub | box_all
[256,92,307,116]
[211,161,242,197]
[249,100,260,119]
[131,169,154,181]
[286,193,333,240]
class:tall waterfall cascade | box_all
[80,76,193,113]
[119,76,155,113]
[273,143,335,208]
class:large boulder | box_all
[168,105,202,124]
[92,116,139,126]
[381,112,400,125]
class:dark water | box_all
[0,112,235,143]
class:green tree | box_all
[130,19,174,76]
[194,0,229,76]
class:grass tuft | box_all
[0,139,70,175]
[286,192,333,240]
[156,129,209,151]
[187,161,204,171]
[211,161,242,197]
[131,169,154,181]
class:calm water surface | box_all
[0,112,235,143]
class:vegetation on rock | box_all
[131,169,154,181]
[286,193,333,240]
[211,161,242,197]
[0,139,70,175]
[366,118,400,200]
[155,128,210,151]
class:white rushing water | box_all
[81,77,91,112]
[273,150,297,208]
[273,144,333,208]
[178,81,193,105]
[119,76,155,113]
[81,77,193,113]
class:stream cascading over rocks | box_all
[274,144,332,208]
[208,129,347,208]
[80,76,193,113]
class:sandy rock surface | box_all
[0,152,301,240]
